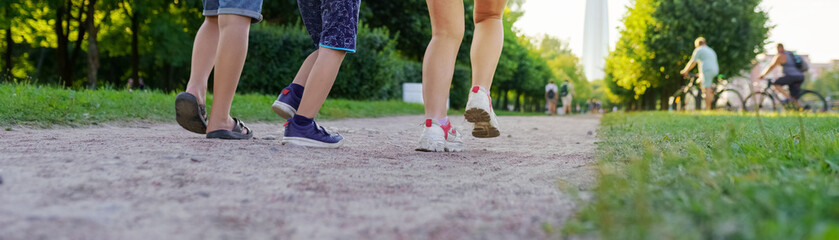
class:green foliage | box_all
[0,83,425,127]
[3,0,587,113]
[605,0,770,110]
[240,23,415,100]
[566,112,839,239]
[807,66,839,95]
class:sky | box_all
[515,0,839,63]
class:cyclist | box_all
[758,43,805,104]
[680,37,719,110]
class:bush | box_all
[240,23,417,100]
[450,65,472,110]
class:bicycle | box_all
[669,74,745,112]
[743,78,828,113]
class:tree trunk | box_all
[514,92,521,111]
[86,0,99,89]
[501,89,509,111]
[55,4,72,87]
[131,12,139,82]
[3,25,11,77]
[659,87,669,111]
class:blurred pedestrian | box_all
[561,80,575,115]
[545,80,559,115]
[138,78,146,91]
[126,78,134,91]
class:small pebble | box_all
[576,142,580,144]
[0,175,3,185]
[262,135,278,140]
[190,158,203,163]
[270,147,280,152]
[587,131,593,136]
[507,135,512,138]
[197,191,210,197]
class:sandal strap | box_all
[232,118,249,134]
[199,105,207,120]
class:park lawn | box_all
[0,83,543,128]
[564,112,839,239]
[0,83,427,127]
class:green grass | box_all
[0,83,425,127]
[564,112,839,239]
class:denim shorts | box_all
[203,0,263,23]
[298,0,362,53]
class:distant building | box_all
[583,0,609,81]
[808,59,839,80]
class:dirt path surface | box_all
[0,115,600,240]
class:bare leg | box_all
[185,17,219,105]
[296,47,347,118]
[470,0,507,90]
[422,0,465,119]
[774,85,792,100]
[292,50,320,87]
[704,87,714,110]
[206,15,251,133]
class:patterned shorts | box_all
[298,0,362,53]
[203,0,264,23]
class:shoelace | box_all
[314,122,334,136]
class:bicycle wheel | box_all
[798,90,828,113]
[683,90,701,111]
[744,92,776,113]
[714,89,744,112]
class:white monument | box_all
[583,0,609,81]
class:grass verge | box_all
[564,112,839,239]
[0,83,425,127]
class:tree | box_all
[807,66,839,95]
[50,0,90,87]
[85,0,98,88]
[605,0,770,110]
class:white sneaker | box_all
[416,119,464,152]
[464,86,500,138]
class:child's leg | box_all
[184,17,220,105]
[292,50,320,87]
[295,48,346,118]
[470,0,507,90]
[422,0,465,119]
[206,15,252,133]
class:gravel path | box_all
[0,115,600,240]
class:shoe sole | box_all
[415,146,462,152]
[272,101,297,120]
[175,93,207,134]
[416,136,463,152]
[282,137,343,149]
[464,108,500,138]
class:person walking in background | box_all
[174,0,263,140]
[560,80,574,115]
[269,0,362,148]
[416,0,509,152]
[680,37,719,110]
[126,78,134,91]
[137,78,146,91]
[545,80,559,115]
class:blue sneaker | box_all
[272,85,302,120]
[281,120,344,148]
